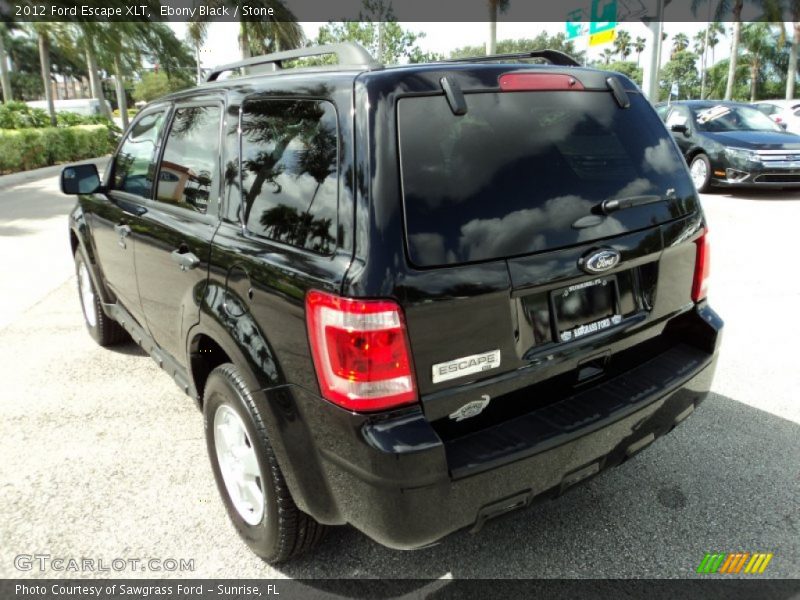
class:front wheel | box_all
[74,250,128,346]
[689,153,712,193]
[204,363,326,563]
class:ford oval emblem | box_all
[580,248,621,274]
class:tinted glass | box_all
[241,99,338,255]
[111,110,167,198]
[755,104,777,116]
[691,104,782,132]
[156,106,221,213]
[398,91,696,267]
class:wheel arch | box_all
[185,308,335,522]
[69,204,115,306]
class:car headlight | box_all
[724,147,759,162]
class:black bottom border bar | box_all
[2,579,800,600]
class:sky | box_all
[169,20,723,71]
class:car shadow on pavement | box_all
[107,339,148,357]
[275,392,799,580]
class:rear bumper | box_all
[259,304,722,550]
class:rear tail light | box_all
[692,229,710,302]
[305,290,418,412]
[498,72,585,91]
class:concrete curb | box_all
[0,155,111,192]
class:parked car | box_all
[753,99,800,135]
[60,43,722,562]
[655,100,800,191]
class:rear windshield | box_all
[398,90,696,267]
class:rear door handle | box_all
[171,248,200,271]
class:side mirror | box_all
[61,163,100,195]
[670,123,689,135]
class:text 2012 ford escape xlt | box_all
[61,43,722,562]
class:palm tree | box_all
[32,24,56,125]
[0,23,14,103]
[69,23,113,119]
[230,0,304,60]
[486,0,510,55]
[187,20,208,84]
[739,22,774,101]
[614,30,632,60]
[708,22,724,64]
[725,5,744,99]
[634,36,646,66]
[99,22,141,130]
[602,48,614,65]
[694,29,707,99]
[688,0,740,100]
[296,125,336,219]
[787,2,800,98]
[671,33,690,57]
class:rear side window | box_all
[156,105,222,214]
[111,110,167,198]
[240,99,339,255]
[398,91,696,267]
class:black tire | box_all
[689,153,712,193]
[74,250,128,347]
[203,363,326,563]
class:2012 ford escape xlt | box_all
[61,43,722,563]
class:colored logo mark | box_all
[697,552,773,574]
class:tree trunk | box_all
[377,22,384,62]
[113,53,128,130]
[0,26,12,103]
[85,41,113,119]
[700,26,710,99]
[195,42,203,84]
[38,32,57,126]
[787,23,799,99]
[725,13,742,100]
[240,23,251,60]
[487,1,497,55]
[750,60,758,102]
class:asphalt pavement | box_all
[0,165,798,580]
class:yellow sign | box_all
[589,28,616,46]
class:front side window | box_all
[111,109,167,198]
[156,106,222,213]
[240,99,339,255]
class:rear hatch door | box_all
[393,68,701,423]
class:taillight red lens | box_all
[305,290,417,412]
[692,229,710,302]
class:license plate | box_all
[552,277,621,343]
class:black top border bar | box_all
[0,0,795,23]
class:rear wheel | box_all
[74,250,128,346]
[689,153,712,193]
[204,363,326,563]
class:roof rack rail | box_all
[440,49,581,67]
[206,42,381,82]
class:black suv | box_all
[61,43,722,563]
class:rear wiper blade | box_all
[597,194,665,215]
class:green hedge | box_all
[0,125,114,174]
